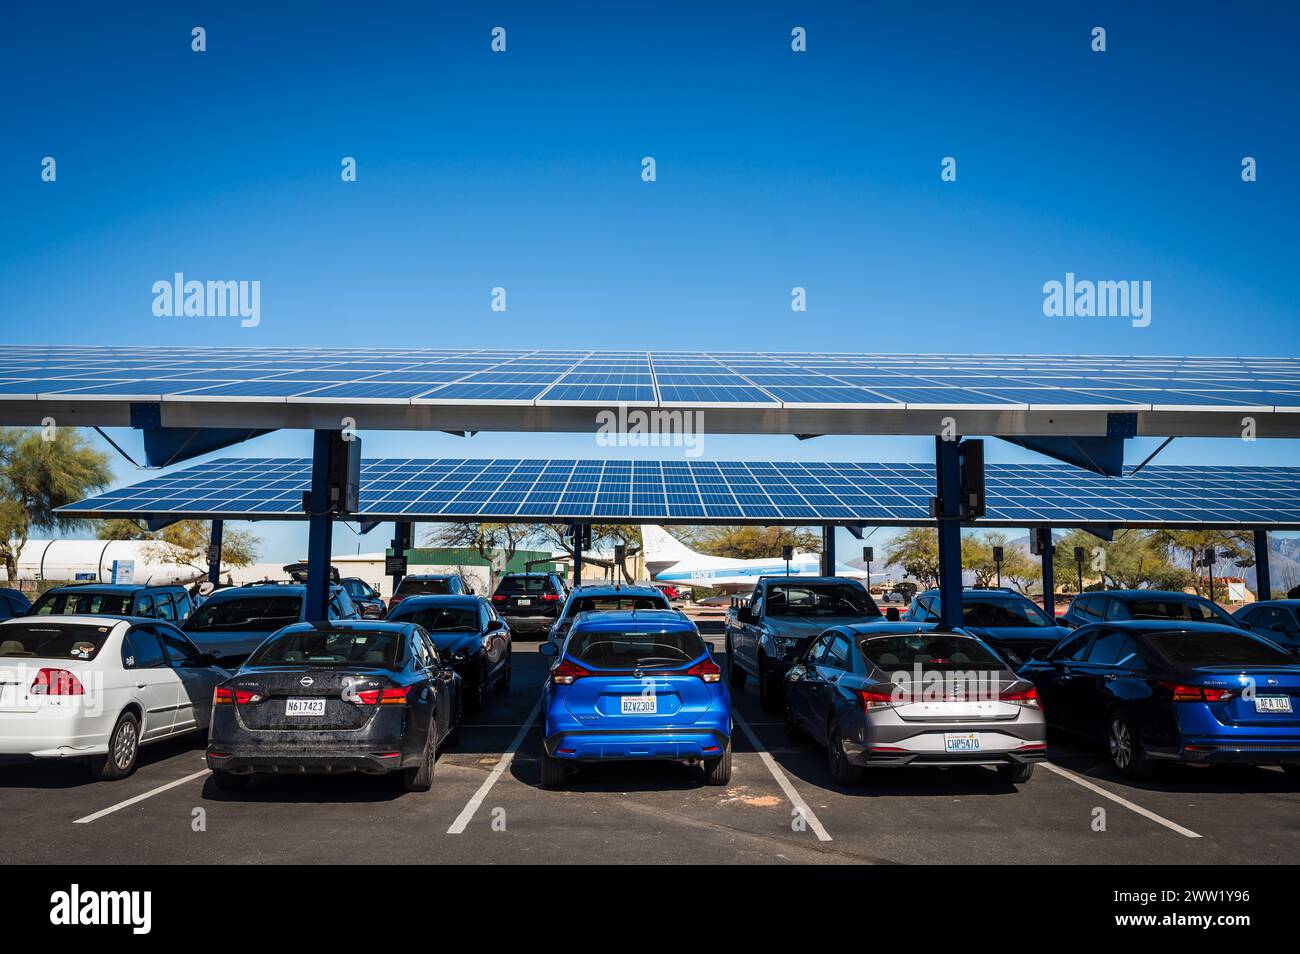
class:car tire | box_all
[1108,711,1155,780]
[703,739,733,786]
[540,752,569,789]
[726,639,745,688]
[402,729,436,793]
[495,651,512,692]
[90,711,140,781]
[998,762,1035,784]
[757,657,782,714]
[211,770,251,792]
[466,664,487,713]
[827,720,864,785]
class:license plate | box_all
[1255,695,1293,714]
[516,598,531,606]
[285,698,326,717]
[621,695,657,714]
[944,732,981,753]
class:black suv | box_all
[491,572,567,636]
[29,583,194,623]
[389,574,471,610]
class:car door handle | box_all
[135,683,147,690]
[1103,673,1118,682]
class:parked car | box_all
[28,583,194,624]
[388,574,469,610]
[537,610,731,788]
[653,583,682,602]
[1059,590,1241,630]
[784,627,1046,785]
[1018,621,1300,779]
[181,582,358,663]
[492,572,567,637]
[726,576,883,712]
[386,595,512,710]
[0,616,228,779]
[206,620,462,792]
[1234,600,1300,650]
[548,583,675,647]
[0,587,31,620]
[340,577,386,619]
[903,587,1071,667]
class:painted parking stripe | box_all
[1041,762,1202,839]
[447,695,542,835]
[73,769,210,825]
[732,711,832,842]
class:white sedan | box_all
[0,615,229,780]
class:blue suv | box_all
[538,610,731,788]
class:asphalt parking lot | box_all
[4,638,1298,866]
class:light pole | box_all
[992,545,1004,588]
[1074,546,1085,595]
[862,546,873,592]
[783,544,793,578]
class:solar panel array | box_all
[60,458,1300,528]
[5,347,1300,410]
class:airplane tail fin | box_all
[640,525,698,565]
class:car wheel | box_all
[402,729,436,793]
[703,739,733,786]
[827,720,864,785]
[540,752,569,789]
[90,711,140,781]
[466,664,487,713]
[757,657,782,714]
[998,762,1035,784]
[726,639,745,688]
[495,651,512,692]
[211,770,251,792]
[1108,711,1154,780]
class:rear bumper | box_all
[1171,737,1300,766]
[856,748,1047,768]
[0,711,117,758]
[502,615,553,634]
[206,707,414,774]
[846,716,1048,768]
[206,744,412,775]
[542,728,730,762]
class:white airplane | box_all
[640,525,869,594]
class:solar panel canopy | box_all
[60,458,1300,529]
[5,347,1300,437]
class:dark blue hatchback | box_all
[538,610,731,788]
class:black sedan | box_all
[386,595,511,712]
[206,621,462,793]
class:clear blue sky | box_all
[2,2,1296,562]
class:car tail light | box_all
[858,688,899,712]
[1159,681,1235,703]
[30,668,85,695]
[214,686,233,705]
[1000,686,1041,709]
[214,686,262,705]
[355,687,408,705]
[541,593,560,602]
[685,659,722,683]
[492,595,507,602]
[551,659,590,685]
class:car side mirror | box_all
[487,618,505,632]
[886,608,901,622]
[538,641,558,657]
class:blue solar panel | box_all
[58,458,1300,528]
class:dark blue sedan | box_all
[386,595,511,711]
[1018,621,1300,780]
[904,587,1071,666]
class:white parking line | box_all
[1041,762,1202,839]
[73,769,210,825]
[447,696,541,835]
[732,711,832,842]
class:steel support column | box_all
[207,519,223,585]
[392,520,412,595]
[1039,527,1055,619]
[821,525,836,576]
[1254,529,1272,601]
[936,437,964,630]
[304,430,335,623]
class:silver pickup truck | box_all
[725,576,892,711]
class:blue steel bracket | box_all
[1106,413,1139,439]
[997,434,1126,477]
[358,520,381,535]
[145,515,182,532]
[139,425,274,468]
[1081,524,1116,543]
[844,524,865,540]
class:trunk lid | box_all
[1193,667,1300,727]
[563,668,716,727]
[885,672,1026,723]
[230,667,397,731]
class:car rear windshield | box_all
[1145,630,1295,667]
[395,578,453,596]
[861,634,1005,670]
[567,628,706,670]
[495,576,555,595]
[30,591,132,616]
[185,595,302,632]
[395,606,479,632]
[246,629,405,668]
[765,583,879,617]
[1125,600,1236,625]
[963,597,1055,628]
[0,621,114,660]
[567,595,670,615]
